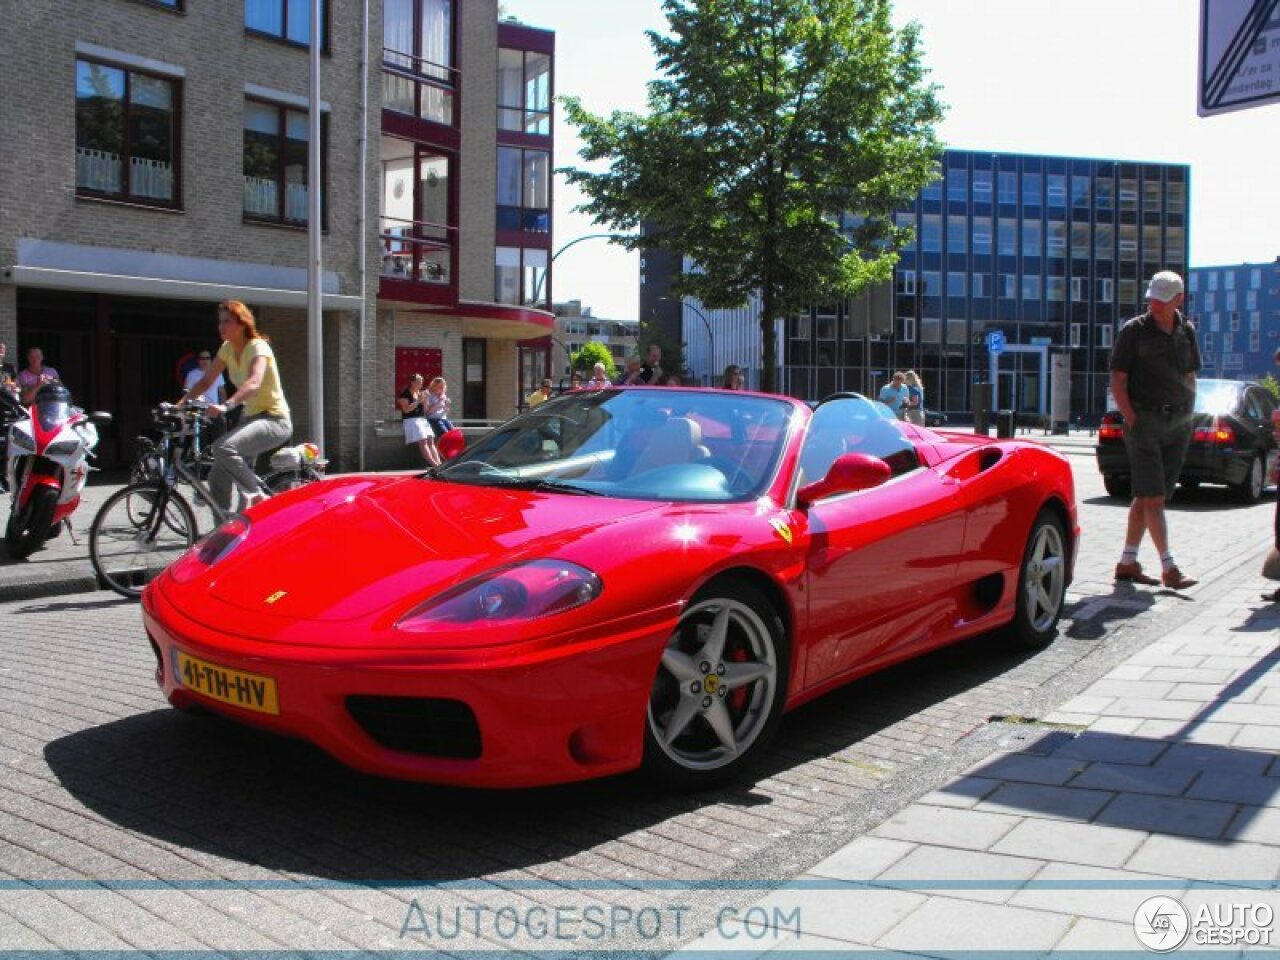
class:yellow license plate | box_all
[173,649,279,715]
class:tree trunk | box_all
[760,287,777,394]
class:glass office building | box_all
[1187,259,1280,382]
[783,150,1190,418]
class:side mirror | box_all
[797,453,891,507]
[87,412,113,426]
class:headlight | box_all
[45,439,81,457]
[396,560,602,630]
[169,516,251,582]
[8,430,34,453]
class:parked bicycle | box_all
[89,403,325,598]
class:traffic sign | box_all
[987,330,1006,354]
[1199,0,1280,117]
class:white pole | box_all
[307,0,325,455]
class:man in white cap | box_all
[1109,270,1200,590]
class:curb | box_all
[0,566,103,603]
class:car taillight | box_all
[1193,418,1235,446]
[1099,415,1124,441]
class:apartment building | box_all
[0,0,555,470]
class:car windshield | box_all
[436,388,796,502]
[1194,380,1240,416]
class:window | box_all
[947,168,967,202]
[1001,274,1017,298]
[1071,175,1090,207]
[998,219,1017,256]
[1022,172,1041,206]
[1250,331,1260,351]
[920,215,941,252]
[947,272,966,297]
[1142,179,1162,211]
[1208,271,1219,290]
[1246,289,1257,309]
[1047,221,1067,256]
[496,247,548,307]
[1224,271,1235,290]
[1022,275,1041,300]
[75,59,179,206]
[1166,180,1186,212]
[972,220,992,255]
[1095,178,1113,209]
[921,318,942,343]
[1098,324,1113,349]
[922,271,941,296]
[1022,220,1041,257]
[496,146,549,233]
[1119,178,1138,210]
[1225,289,1236,310]
[1047,174,1066,207]
[922,173,942,201]
[997,171,1017,204]
[1189,272,1199,292]
[972,170,993,201]
[1071,223,1089,258]
[1230,312,1240,332]
[1209,314,1220,333]
[1203,291,1216,310]
[498,47,551,134]
[971,274,986,298]
[947,217,967,253]
[1250,311,1261,331]
[1071,277,1082,301]
[1118,224,1138,258]
[246,0,326,47]
[896,272,916,296]
[898,316,916,342]
[1250,268,1261,288]
[384,0,456,125]
[1047,276,1066,301]
[1098,278,1113,303]
[1070,323,1084,347]
[1094,223,1113,258]
[895,211,916,249]
[243,99,325,225]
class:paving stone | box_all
[974,782,1115,822]
[1234,726,1280,751]
[1188,773,1280,808]
[1103,665,1153,681]
[1088,717,1145,735]
[1097,793,1238,840]
[1104,698,1205,722]
[1054,916,1141,951]
[869,805,1022,852]
[806,837,916,882]
[1050,731,1170,765]
[1155,743,1275,776]
[745,886,928,946]
[1126,836,1280,882]
[1040,711,1098,726]
[1210,704,1280,727]
[874,895,1072,953]
[875,846,1045,905]
[1134,719,1242,745]
[916,776,1001,810]
[991,818,1146,869]
[1009,862,1187,924]
[1225,806,1280,847]
[1056,695,1117,714]
[1144,666,1237,684]
[1170,681,1260,703]
[1067,762,1197,797]
[961,753,1087,786]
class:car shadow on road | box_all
[43,625,1069,883]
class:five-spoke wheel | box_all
[1011,510,1068,648]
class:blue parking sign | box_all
[987,330,1006,354]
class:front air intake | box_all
[346,695,482,759]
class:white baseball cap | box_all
[1145,270,1184,303]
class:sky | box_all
[502,0,1280,322]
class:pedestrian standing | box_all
[721,365,746,390]
[903,370,926,426]
[398,373,438,466]
[1110,270,1200,590]
[181,300,292,512]
[587,363,610,388]
[424,376,454,437]
[1261,346,1280,603]
[878,372,908,419]
[527,378,554,408]
[17,347,61,406]
[639,343,664,384]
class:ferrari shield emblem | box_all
[264,590,288,605]
[769,518,793,544]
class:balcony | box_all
[382,48,458,129]
[379,214,455,303]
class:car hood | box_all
[205,476,666,623]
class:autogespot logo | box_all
[1134,896,1191,952]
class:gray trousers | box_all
[210,412,292,512]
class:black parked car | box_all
[1095,378,1278,503]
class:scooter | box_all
[4,382,111,559]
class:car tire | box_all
[1231,456,1264,504]
[642,580,788,788]
[1008,509,1068,650]
[1102,475,1131,499]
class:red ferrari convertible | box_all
[141,389,1077,788]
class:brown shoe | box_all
[1115,561,1160,585]
[1161,566,1198,590]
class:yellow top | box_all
[218,338,289,418]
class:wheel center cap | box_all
[703,674,720,695]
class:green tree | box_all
[570,341,617,380]
[1260,373,1280,403]
[563,0,944,392]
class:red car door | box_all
[795,398,967,689]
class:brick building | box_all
[0,0,555,470]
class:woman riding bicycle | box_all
[180,300,291,512]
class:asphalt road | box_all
[0,451,1274,952]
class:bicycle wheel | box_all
[90,483,198,599]
[262,466,322,495]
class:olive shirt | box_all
[217,338,289,418]
[1108,310,1201,408]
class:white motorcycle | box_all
[4,382,111,559]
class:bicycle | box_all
[89,403,326,599]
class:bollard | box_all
[995,409,1016,439]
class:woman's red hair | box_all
[218,300,269,342]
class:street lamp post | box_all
[661,296,715,384]
[529,232,633,306]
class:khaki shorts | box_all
[1123,411,1192,499]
